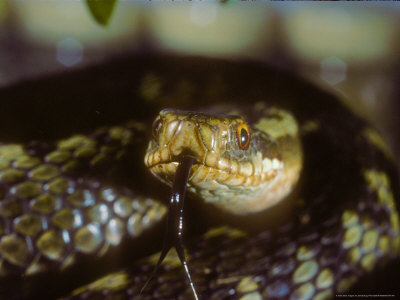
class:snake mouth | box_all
[144,148,199,170]
[144,142,286,188]
[145,150,270,189]
[145,153,203,187]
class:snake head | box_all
[144,108,302,215]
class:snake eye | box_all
[236,122,251,150]
[152,116,162,139]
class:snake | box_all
[0,55,399,300]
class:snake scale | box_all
[0,55,399,299]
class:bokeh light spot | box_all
[320,56,347,85]
[56,38,83,67]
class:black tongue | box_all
[141,156,199,300]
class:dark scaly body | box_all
[0,55,398,299]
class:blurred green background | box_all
[0,1,399,169]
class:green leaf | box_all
[0,1,9,21]
[86,0,118,26]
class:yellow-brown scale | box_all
[0,123,166,277]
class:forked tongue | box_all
[141,156,199,300]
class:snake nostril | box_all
[152,116,162,139]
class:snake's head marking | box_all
[144,108,302,215]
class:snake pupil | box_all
[241,128,248,145]
[237,123,250,150]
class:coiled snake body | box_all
[0,55,398,299]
